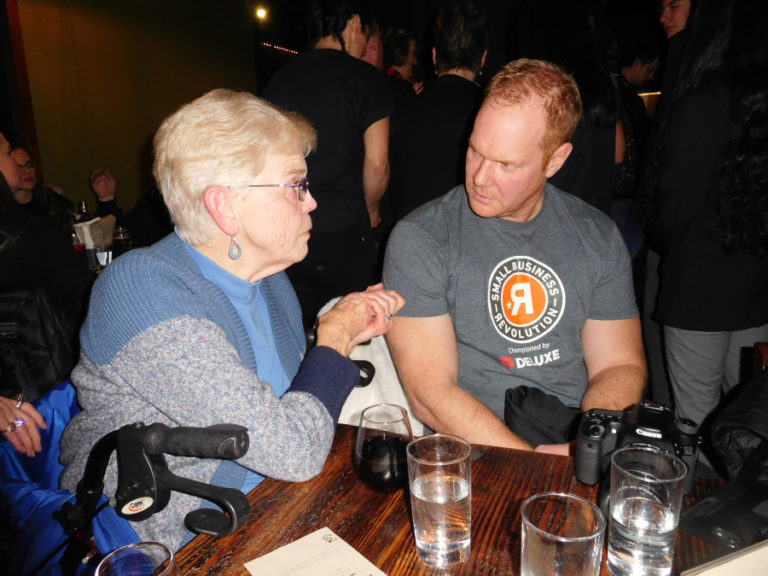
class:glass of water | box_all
[406,433,471,567]
[86,242,112,272]
[521,492,606,576]
[607,445,687,576]
[96,542,180,576]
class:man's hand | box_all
[89,168,117,202]
[534,442,572,457]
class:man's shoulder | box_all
[546,184,618,231]
[386,188,468,267]
[396,186,467,228]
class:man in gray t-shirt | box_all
[383,59,646,453]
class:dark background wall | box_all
[7,0,256,210]
[3,0,663,212]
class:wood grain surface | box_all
[175,424,724,575]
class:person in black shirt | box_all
[262,0,392,330]
[389,0,489,221]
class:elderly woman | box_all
[58,89,404,550]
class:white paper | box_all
[244,527,387,576]
[681,538,768,575]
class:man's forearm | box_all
[581,363,646,412]
[387,315,532,451]
[363,158,389,213]
[410,382,532,451]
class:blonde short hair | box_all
[153,89,316,245]
[485,59,582,163]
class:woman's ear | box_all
[203,185,238,237]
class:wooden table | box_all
[176,424,724,575]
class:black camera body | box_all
[574,400,700,494]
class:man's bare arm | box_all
[362,117,390,229]
[535,317,646,457]
[386,314,532,450]
[581,317,646,412]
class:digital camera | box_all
[574,400,700,494]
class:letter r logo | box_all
[509,282,533,315]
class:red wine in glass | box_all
[354,433,410,491]
[354,404,413,492]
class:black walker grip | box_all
[142,423,249,459]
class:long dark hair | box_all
[641,0,731,219]
[717,0,768,257]
[514,0,618,128]
[644,0,767,257]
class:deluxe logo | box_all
[487,256,565,344]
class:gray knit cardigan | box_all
[59,233,359,549]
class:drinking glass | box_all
[95,542,180,576]
[607,445,687,576]
[407,433,472,567]
[354,403,413,492]
[86,243,112,272]
[112,225,133,257]
[521,492,606,576]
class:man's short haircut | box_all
[432,0,490,74]
[485,58,582,162]
[153,89,316,246]
[308,0,371,52]
[383,28,413,68]
[619,36,660,69]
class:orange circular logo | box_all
[488,256,565,343]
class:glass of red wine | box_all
[354,403,413,492]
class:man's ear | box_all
[545,142,573,178]
[203,185,238,237]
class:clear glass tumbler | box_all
[521,491,606,576]
[407,433,472,567]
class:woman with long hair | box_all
[644,0,768,444]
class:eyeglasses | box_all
[17,161,34,169]
[245,177,310,202]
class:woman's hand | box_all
[1,394,47,457]
[315,283,405,357]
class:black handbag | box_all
[679,371,768,549]
[504,385,581,446]
[0,284,78,403]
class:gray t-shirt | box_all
[383,184,637,419]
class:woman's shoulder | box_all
[100,235,200,301]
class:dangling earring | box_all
[229,234,241,260]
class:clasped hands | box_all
[315,283,404,358]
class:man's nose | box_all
[472,158,494,187]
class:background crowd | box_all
[1,0,767,561]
